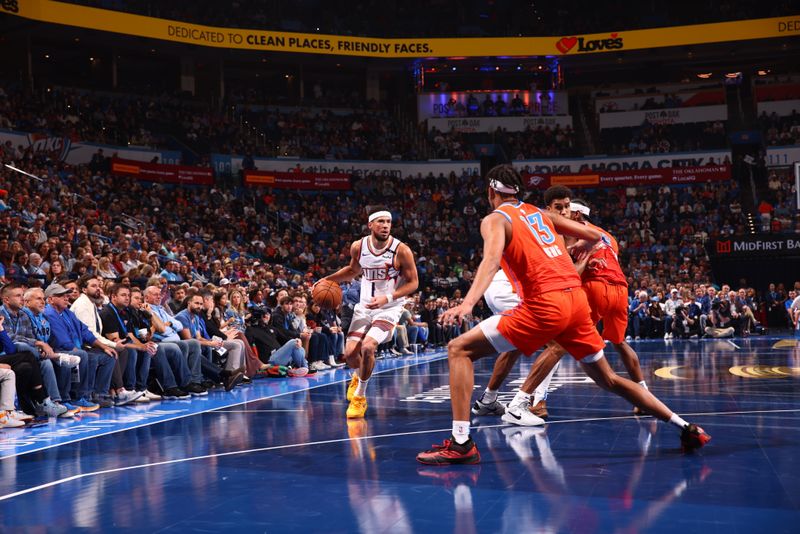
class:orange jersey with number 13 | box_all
[493,201,581,302]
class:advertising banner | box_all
[598,105,727,129]
[111,158,214,185]
[5,2,799,58]
[212,155,481,179]
[709,236,800,258]
[523,164,731,190]
[512,150,730,174]
[427,115,573,133]
[243,170,351,190]
[0,129,180,165]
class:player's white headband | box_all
[368,210,392,222]
[489,179,518,194]
[570,202,591,217]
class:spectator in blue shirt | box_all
[43,284,116,411]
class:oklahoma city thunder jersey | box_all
[580,222,628,287]
[358,236,404,307]
[493,201,581,301]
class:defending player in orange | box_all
[319,206,418,419]
[505,193,651,425]
[416,165,710,465]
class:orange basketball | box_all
[312,279,343,310]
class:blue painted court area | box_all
[1,338,799,532]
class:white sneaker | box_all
[327,356,345,368]
[501,400,546,427]
[57,404,77,418]
[0,410,25,428]
[10,410,33,422]
[114,389,145,406]
[309,360,328,371]
[134,392,151,403]
[143,390,162,401]
[37,398,68,418]
[56,353,81,368]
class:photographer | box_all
[705,293,736,338]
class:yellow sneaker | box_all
[346,374,359,401]
[346,395,368,419]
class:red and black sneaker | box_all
[416,436,481,465]
[680,424,711,452]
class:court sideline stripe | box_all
[0,353,448,461]
[0,407,796,503]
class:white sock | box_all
[512,389,531,407]
[533,360,559,404]
[481,388,498,403]
[452,420,470,444]
[354,377,368,397]
[669,413,689,430]
[638,380,648,390]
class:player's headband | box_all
[368,210,392,222]
[570,202,591,217]
[489,179,518,194]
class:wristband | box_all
[385,294,394,304]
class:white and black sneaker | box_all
[471,395,506,416]
[501,400,546,427]
[327,356,345,368]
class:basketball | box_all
[312,279,342,309]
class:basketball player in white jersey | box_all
[320,206,418,419]
[471,267,560,424]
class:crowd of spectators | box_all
[0,84,208,149]
[601,121,729,155]
[759,110,800,147]
[231,108,423,161]
[0,83,428,162]
[758,168,798,233]
[504,125,577,159]
[626,283,800,340]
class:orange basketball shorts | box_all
[483,287,605,360]
[583,280,629,344]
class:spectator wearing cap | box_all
[2,283,78,415]
[663,288,684,339]
[43,283,116,411]
[0,310,72,419]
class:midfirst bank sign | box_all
[713,237,800,257]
